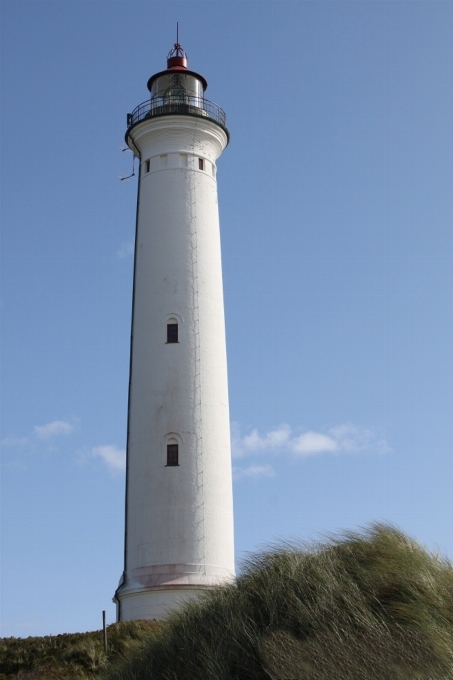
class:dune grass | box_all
[0,620,158,679]
[102,525,453,680]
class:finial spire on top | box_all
[167,24,188,69]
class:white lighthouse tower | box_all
[114,41,235,621]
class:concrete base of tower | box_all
[116,585,214,621]
[114,564,235,621]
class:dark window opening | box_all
[167,443,179,466]
[146,159,150,172]
[167,323,178,343]
[198,158,204,170]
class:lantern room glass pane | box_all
[150,74,204,100]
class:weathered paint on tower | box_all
[114,42,235,621]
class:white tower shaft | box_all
[116,57,234,620]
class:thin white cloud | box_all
[34,420,76,439]
[117,241,134,258]
[233,464,275,481]
[93,445,126,473]
[292,431,338,456]
[0,435,29,447]
[232,422,390,459]
[2,418,78,451]
[327,423,390,455]
[241,423,292,453]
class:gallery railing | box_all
[127,96,227,129]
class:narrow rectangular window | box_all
[198,158,204,170]
[167,444,179,466]
[146,159,150,172]
[167,323,178,343]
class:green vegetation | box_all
[2,526,452,679]
[103,525,453,680]
[0,620,158,679]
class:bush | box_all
[102,525,453,680]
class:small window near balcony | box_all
[198,158,204,171]
[145,159,150,172]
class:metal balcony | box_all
[127,95,228,133]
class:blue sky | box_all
[1,1,452,638]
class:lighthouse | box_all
[114,41,235,621]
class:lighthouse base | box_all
[115,563,235,621]
[116,585,214,621]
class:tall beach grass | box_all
[103,525,453,680]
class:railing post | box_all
[102,610,108,652]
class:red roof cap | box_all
[147,42,208,92]
[167,43,188,70]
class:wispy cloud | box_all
[0,434,29,447]
[327,423,389,454]
[232,422,390,459]
[117,241,134,258]
[92,445,126,473]
[239,423,292,454]
[233,464,275,481]
[2,419,78,449]
[34,419,76,439]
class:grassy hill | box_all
[2,525,452,679]
[104,525,453,680]
[0,621,158,679]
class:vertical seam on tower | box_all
[189,125,206,572]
